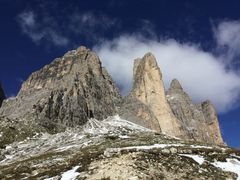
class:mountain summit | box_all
[0,46,121,133]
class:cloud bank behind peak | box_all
[94,35,240,114]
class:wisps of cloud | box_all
[17,10,69,46]
[94,24,240,113]
[213,20,240,63]
[17,10,119,46]
[68,11,119,42]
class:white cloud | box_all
[17,10,69,46]
[69,11,119,42]
[94,35,240,113]
[214,20,240,60]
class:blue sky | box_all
[0,0,240,148]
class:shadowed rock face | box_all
[166,79,224,144]
[0,46,121,132]
[0,83,5,107]
[119,95,161,132]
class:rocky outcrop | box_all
[127,53,184,137]
[166,79,224,144]
[126,53,223,145]
[0,83,5,107]
[0,46,121,133]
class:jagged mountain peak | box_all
[0,46,121,133]
[142,52,158,65]
[20,46,102,93]
[170,78,183,90]
[133,52,160,76]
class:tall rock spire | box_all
[127,53,223,145]
[129,53,184,137]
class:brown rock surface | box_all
[125,52,223,145]
[166,79,224,144]
[127,53,184,137]
[0,46,121,132]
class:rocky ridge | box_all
[0,47,224,146]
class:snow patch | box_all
[179,154,205,165]
[56,145,80,152]
[105,143,184,152]
[0,155,14,163]
[119,135,130,139]
[211,158,240,180]
[61,166,80,180]
[190,145,213,149]
[82,115,151,135]
[5,145,12,150]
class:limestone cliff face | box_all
[126,53,223,145]
[0,83,5,107]
[197,101,224,144]
[0,46,121,132]
[127,53,184,137]
[166,79,224,144]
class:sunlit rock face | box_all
[0,46,122,132]
[126,53,185,137]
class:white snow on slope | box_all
[179,154,205,165]
[119,143,184,150]
[61,166,80,180]
[0,115,151,165]
[211,158,240,180]
[190,145,213,149]
[104,142,222,154]
[83,115,152,135]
